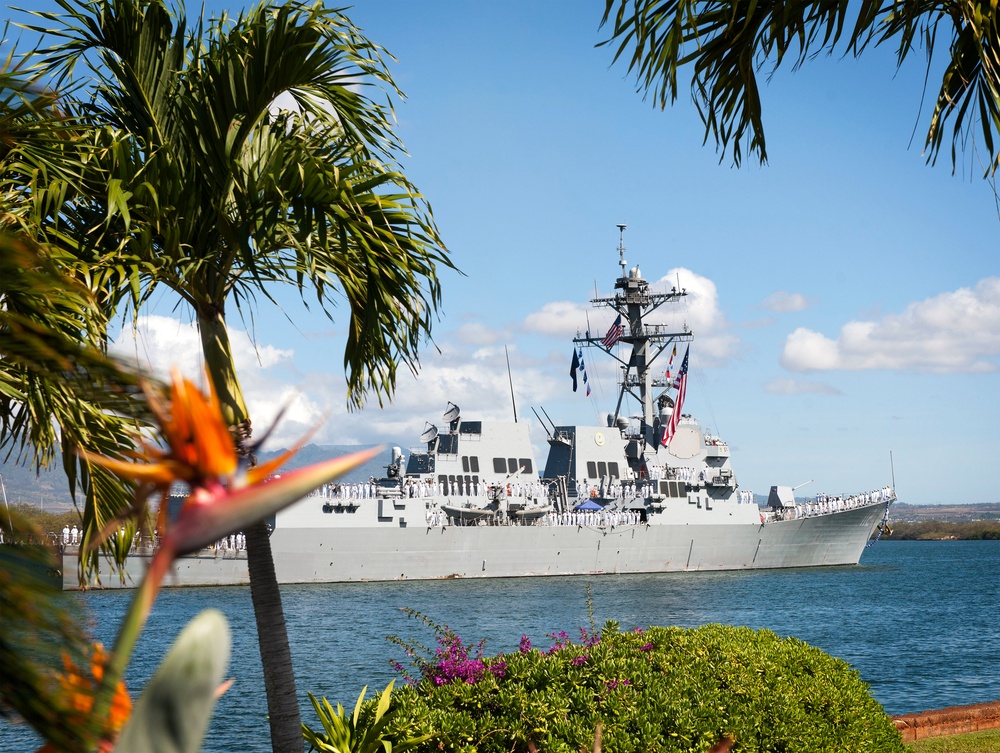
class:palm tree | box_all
[599,0,1000,177]
[12,1,454,750]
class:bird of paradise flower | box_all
[72,368,381,748]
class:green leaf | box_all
[114,608,231,753]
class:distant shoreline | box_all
[879,520,1000,541]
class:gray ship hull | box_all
[63,501,887,589]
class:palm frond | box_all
[13,0,456,413]
[0,234,162,583]
[600,0,1000,175]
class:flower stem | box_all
[92,548,172,724]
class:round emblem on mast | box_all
[594,432,605,447]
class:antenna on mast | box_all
[505,345,517,423]
[617,223,627,277]
[531,407,555,438]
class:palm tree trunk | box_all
[246,519,303,753]
[197,304,249,428]
[198,307,303,753]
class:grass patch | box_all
[907,729,1000,753]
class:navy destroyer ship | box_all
[65,229,894,588]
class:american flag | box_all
[661,346,690,447]
[602,314,624,349]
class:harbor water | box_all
[2,540,998,752]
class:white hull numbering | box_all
[65,228,893,589]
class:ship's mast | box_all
[574,226,693,458]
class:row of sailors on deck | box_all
[816,486,896,506]
[668,466,698,481]
[214,532,246,551]
[61,524,248,552]
[425,507,644,528]
[577,479,654,499]
[317,465,752,504]
[318,479,549,499]
[780,486,896,519]
[403,479,547,498]
[575,467,704,500]
[63,525,137,547]
[318,481,381,499]
[550,508,642,527]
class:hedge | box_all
[357,620,908,753]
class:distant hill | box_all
[889,502,1000,523]
[1,443,398,512]
[0,454,78,510]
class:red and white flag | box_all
[665,344,677,381]
[661,346,689,447]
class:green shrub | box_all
[381,620,906,753]
[304,681,431,753]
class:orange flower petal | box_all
[166,368,237,479]
[53,644,132,737]
[79,450,190,486]
[189,390,237,478]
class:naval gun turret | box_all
[767,480,813,510]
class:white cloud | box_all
[762,291,812,312]
[764,378,843,396]
[111,315,204,377]
[650,267,740,366]
[453,322,510,346]
[109,315,322,447]
[111,315,293,377]
[293,342,565,458]
[780,277,1000,373]
[522,301,591,337]
[105,314,557,452]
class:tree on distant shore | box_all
[0,503,80,540]
[887,520,1000,540]
[600,1,1000,180]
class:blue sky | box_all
[15,0,999,504]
